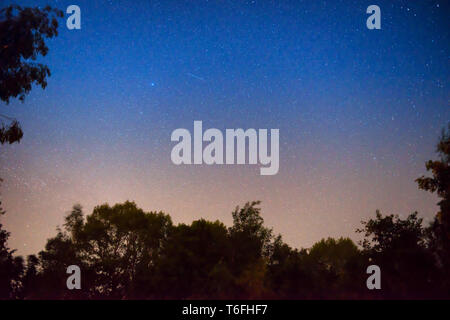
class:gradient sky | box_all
[1,0,449,256]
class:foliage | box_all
[0,5,62,103]
[0,5,62,144]
[0,126,449,299]
[0,195,24,299]
[7,198,446,299]
[357,212,438,298]
[416,123,450,287]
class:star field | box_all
[1,0,449,255]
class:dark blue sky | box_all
[1,0,449,255]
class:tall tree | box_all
[229,201,273,266]
[0,5,62,297]
[416,123,450,287]
[228,201,273,298]
[36,202,173,299]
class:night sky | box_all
[1,0,449,256]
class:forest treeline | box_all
[0,125,449,300]
[0,125,450,299]
[0,201,445,300]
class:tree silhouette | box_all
[0,5,62,144]
[416,123,450,291]
[308,237,365,298]
[34,202,173,299]
[13,197,450,299]
[266,236,310,298]
[1,129,448,299]
[0,197,24,299]
[154,219,232,299]
[358,211,438,298]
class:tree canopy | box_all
[416,123,450,289]
[0,5,62,144]
[0,124,449,299]
[0,195,448,299]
